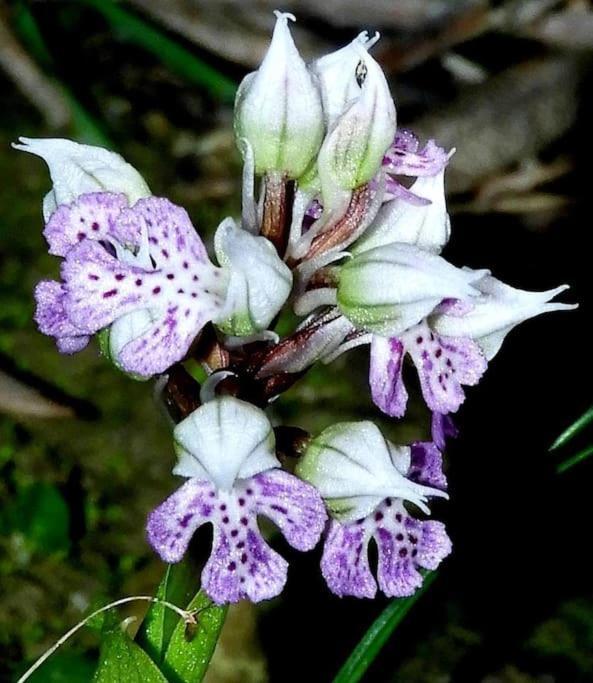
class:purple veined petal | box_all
[252,469,327,551]
[321,520,376,599]
[402,321,487,414]
[60,198,227,376]
[321,498,451,599]
[203,520,288,605]
[416,519,452,570]
[383,132,451,178]
[116,196,210,269]
[374,500,451,598]
[382,176,432,206]
[146,478,216,563]
[148,468,326,605]
[43,192,131,257]
[409,442,447,491]
[369,335,408,418]
[430,412,458,450]
[34,280,90,353]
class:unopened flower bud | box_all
[234,12,324,178]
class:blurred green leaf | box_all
[93,621,168,682]
[137,561,195,663]
[79,0,237,103]
[556,444,593,474]
[18,652,95,683]
[333,572,437,683]
[1,483,70,554]
[162,590,227,683]
[12,1,112,146]
[550,404,593,451]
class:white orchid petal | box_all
[13,137,150,220]
[215,218,293,335]
[173,397,278,491]
[316,40,396,215]
[297,421,445,522]
[338,243,482,336]
[431,274,577,360]
[354,170,451,255]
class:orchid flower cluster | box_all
[17,12,575,606]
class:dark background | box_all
[1,1,592,681]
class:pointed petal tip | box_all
[273,9,296,23]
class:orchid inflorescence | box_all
[17,11,575,605]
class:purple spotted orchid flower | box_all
[147,397,326,604]
[18,138,292,378]
[280,138,575,420]
[34,190,229,377]
[297,421,450,598]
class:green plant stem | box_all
[333,572,437,683]
[17,596,195,683]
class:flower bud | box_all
[214,219,293,335]
[296,420,445,522]
[12,137,150,220]
[317,39,396,214]
[337,243,483,336]
[234,12,324,178]
[311,31,380,127]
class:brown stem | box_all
[162,365,202,422]
[261,171,294,256]
[304,184,371,260]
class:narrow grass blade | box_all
[333,572,437,683]
[556,444,593,474]
[12,2,112,145]
[79,0,237,102]
[550,404,593,451]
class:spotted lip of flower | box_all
[13,137,151,221]
[296,421,450,599]
[234,11,324,178]
[35,190,229,378]
[146,397,327,604]
[368,272,577,419]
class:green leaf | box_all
[78,0,237,103]
[161,590,227,683]
[556,444,593,474]
[93,622,169,682]
[333,572,437,683]
[550,404,593,451]
[137,561,195,662]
